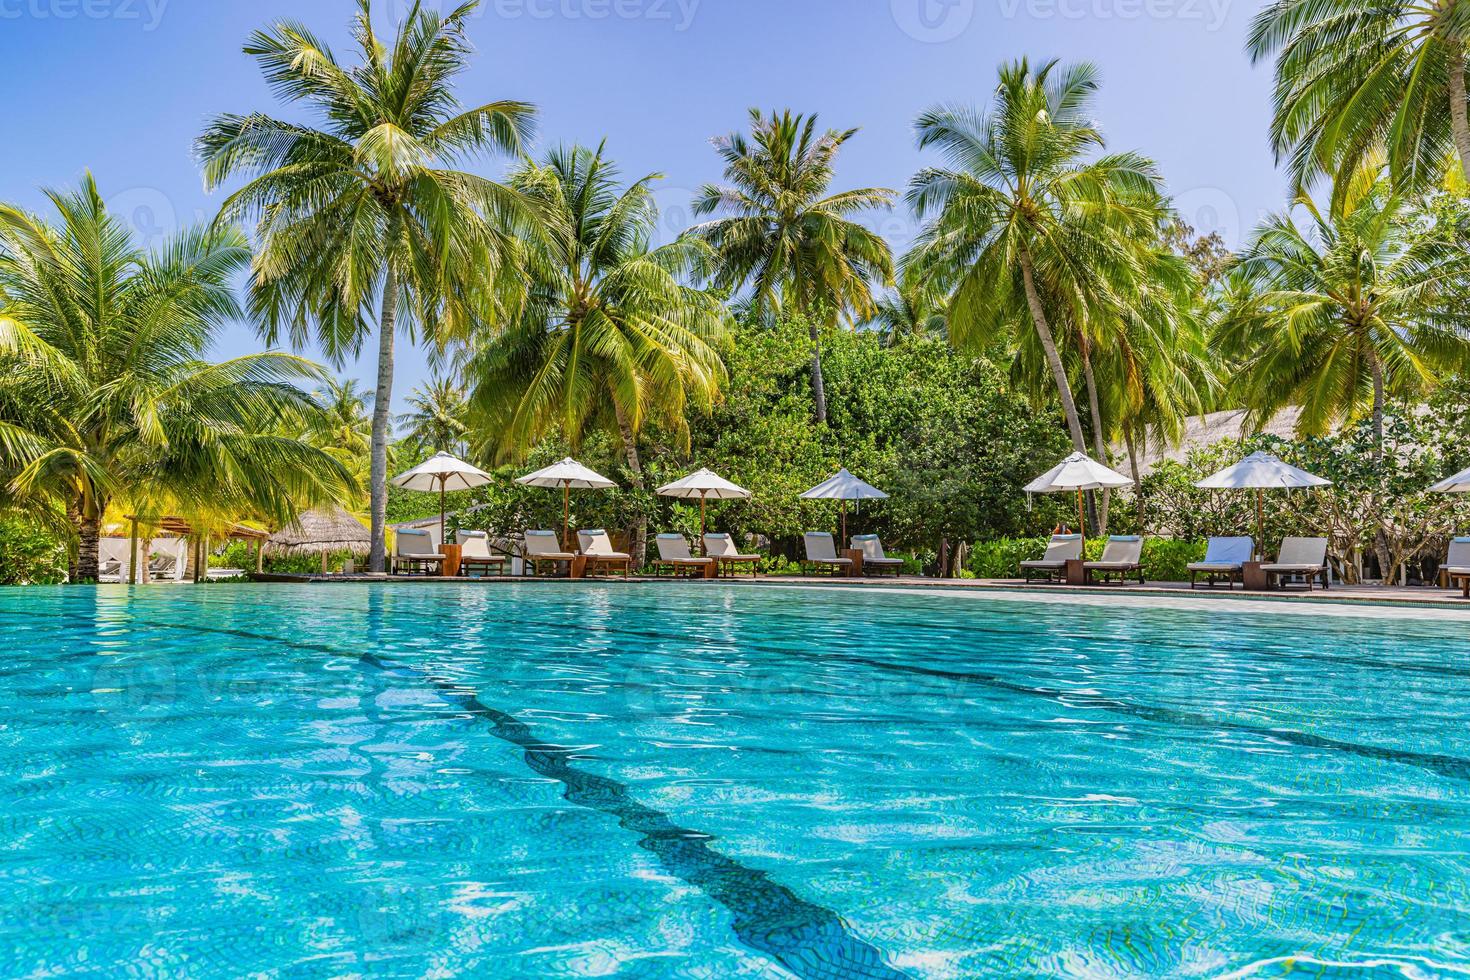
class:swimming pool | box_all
[2,583,1467,978]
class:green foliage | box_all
[966,535,1205,582]
[0,514,68,585]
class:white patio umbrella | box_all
[656,468,751,552]
[515,458,617,550]
[800,468,888,544]
[1025,451,1132,545]
[1429,465,1470,493]
[1194,451,1331,558]
[391,452,494,543]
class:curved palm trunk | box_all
[1079,338,1108,534]
[1018,244,1088,453]
[71,495,102,583]
[1449,44,1470,184]
[1369,349,1386,458]
[613,403,647,569]
[369,261,401,574]
[808,320,828,424]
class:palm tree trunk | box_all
[76,507,101,583]
[614,402,647,569]
[1369,349,1386,459]
[808,319,828,424]
[1018,243,1087,453]
[1125,427,1145,531]
[368,259,401,574]
[1450,43,1470,184]
[1079,337,1108,534]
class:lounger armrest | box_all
[1020,559,1065,568]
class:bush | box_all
[0,514,68,585]
[968,535,1206,582]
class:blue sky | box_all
[1,0,1280,410]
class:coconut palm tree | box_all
[397,375,469,456]
[1217,176,1470,454]
[689,109,894,423]
[196,0,535,572]
[310,378,374,456]
[906,59,1177,456]
[869,274,949,345]
[1248,0,1470,200]
[467,145,729,563]
[0,177,353,581]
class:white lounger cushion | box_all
[1022,534,1083,568]
[524,530,577,559]
[1260,536,1327,571]
[656,534,710,563]
[1086,535,1142,568]
[578,529,631,559]
[703,534,757,559]
[396,529,444,560]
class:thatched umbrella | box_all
[267,506,372,573]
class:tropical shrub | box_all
[0,514,69,585]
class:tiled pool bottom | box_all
[2,583,1467,978]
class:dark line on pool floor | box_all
[20,605,909,980]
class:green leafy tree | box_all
[690,109,894,423]
[868,272,949,345]
[1217,178,1470,454]
[197,0,535,571]
[907,59,1177,458]
[467,145,729,562]
[1248,0,1470,201]
[0,177,352,581]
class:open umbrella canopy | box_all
[800,468,888,501]
[1026,452,1132,493]
[1429,465,1470,493]
[657,468,751,500]
[1194,451,1331,490]
[515,458,616,490]
[392,452,494,492]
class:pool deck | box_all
[248,571,1470,609]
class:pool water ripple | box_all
[2,583,1469,977]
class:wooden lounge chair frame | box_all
[850,534,905,577]
[1442,538,1470,598]
[801,532,853,576]
[1020,534,1083,583]
[577,530,633,578]
[702,534,760,578]
[521,530,578,576]
[455,530,509,577]
[1083,536,1145,585]
[1188,537,1254,589]
[652,534,714,578]
[394,528,446,576]
[1260,536,1330,591]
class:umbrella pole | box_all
[1256,489,1264,561]
[563,483,571,552]
[439,476,446,546]
[1077,489,1086,548]
[841,499,848,547]
[700,493,707,554]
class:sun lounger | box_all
[577,529,633,577]
[703,533,760,577]
[1443,538,1470,598]
[653,534,715,577]
[1020,534,1083,582]
[1260,536,1329,590]
[1083,535,1145,584]
[850,535,904,576]
[522,530,578,576]
[393,528,446,575]
[456,530,508,577]
[801,532,853,576]
[1188,536,1254,589]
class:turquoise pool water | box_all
[2,583,1468,978]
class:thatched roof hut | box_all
[268,506,371,555]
